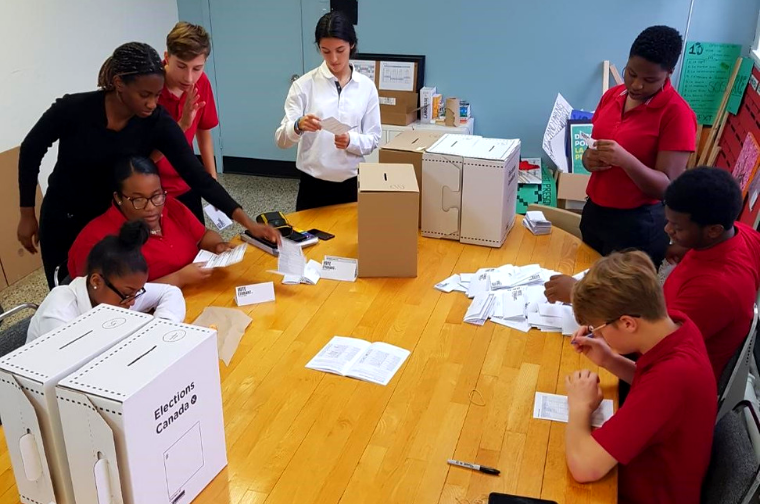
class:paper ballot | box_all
[203,205,233,231]
[193,244,246,268]
[534,392,614,428]
[321,117,356,135]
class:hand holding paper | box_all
[321,117,356,135]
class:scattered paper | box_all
[321,256,358,282]
[435,274,461,293]
[194,244,247,268]
[533,392,614,428]
[543,93,573,173]
[467,268,494,299]
[282,260,322,285]
[305,336,410,386]
[378,61,416,92]
[203,205,233,231]
[192,307,252,366]
[235,282,275,307]
[321,116,356,136]
[464,293,496,326]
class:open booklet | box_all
[305,336,411,386]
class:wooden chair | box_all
[526,204,582,240]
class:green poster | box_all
[727,57,754,115]
[678,41,742,125]
[568,122,593,175]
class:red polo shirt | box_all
[592,311,715,504]
[67,196,207,281]
[587,81,697,209]
[156,71,219,197]
[664,222,760,379]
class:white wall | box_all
[0,0,179,193]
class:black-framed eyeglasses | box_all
[120,191,167,210]
[102,276,146,305]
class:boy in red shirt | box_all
[663,167,760,380]
[565,251,715,504]
[153,22,219,223]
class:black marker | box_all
[447,459,500,475]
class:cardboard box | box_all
[379,91,418,126]
[0,305,153,504]
[420,86,437,123]
[379,130,445,227]
[358,163,419,277]
[557,172,590,213]
[459,138,521,247]
[56,319,227,504]
[421,135,483,240]
[0,147,43,286]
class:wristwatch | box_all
[294,116,304,135]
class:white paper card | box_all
[321,256,358,282]
[235,282,275,306]
[321,116,356,135]
[195,244,247,268]
[203,205,233,231]
[542,93,573,173]
[379,61,415,91]
[533,392,614,428]
[193,250,215,264]
[580,131,596,149]
[435,274,461,293]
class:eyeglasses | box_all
[120,191,167,210]
[588,314,641,334]
[102,276,146,305]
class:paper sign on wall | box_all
[378,61,415,92]
[679,42,742,125]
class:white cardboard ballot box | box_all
[56,319,227,504]
[460,138,520,247]
[0,304,153,504]
[421,134,482,240]
[422,134,520,247]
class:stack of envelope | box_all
[522,211,552,236]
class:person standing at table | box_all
[580,25,696,267]
[17,42,279,288]
[152,22,219,224]
[275,10,381,211]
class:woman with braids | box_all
[18,42,279,288]
[26,220,186,343]
[545,26,698,304]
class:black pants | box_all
[295,172,358,211]
[39,197,94,289]
[580,199,669,267]
[177,188,205,225]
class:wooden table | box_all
[0,204,616,504]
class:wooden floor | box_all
[0,204,617,504]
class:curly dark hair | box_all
[665,167,743,229]
[630,25,683,71]
[97,42,164,91]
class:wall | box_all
[177,0,759,160]
[0,0,179,193]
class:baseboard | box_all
[222,157,299,179]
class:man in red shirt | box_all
[153,22,219,223]
[581,25,696,267]
[662,167,760,380]
[566,251,715,504]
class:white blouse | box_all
[275,61,382,182]
[26,276,187,343]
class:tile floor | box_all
[0,174,299,324]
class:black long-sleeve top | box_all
[19,90,240,219]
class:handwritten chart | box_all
[678,42,741,125]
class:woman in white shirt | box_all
[275,11,381,210]
[27,220,185,342]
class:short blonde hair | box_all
[572,251,666,326]
[166,22,211,60]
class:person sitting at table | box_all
[545,167,760,381]
[564,251,715,504]
[28,220,185,342]
[68,156,233,288]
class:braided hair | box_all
[97,42,164,91]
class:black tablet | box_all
[488,493,558,504]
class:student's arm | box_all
[597,146,689,200]
[17,96,72,252]
[131,283,186,323]
[27,289,79,343]
[565,371,618,482]
[154,112,280,243]
[571,331,637,384]
[275,81,307,149]
[345,89,382,157]
[196,129,217,179]
[198,229,232,253]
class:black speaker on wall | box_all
[331,0,358,25]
